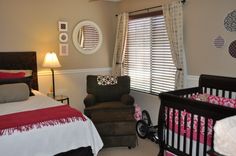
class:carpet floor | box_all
[98,138,159,156]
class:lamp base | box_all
[51,68,56,98]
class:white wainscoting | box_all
[130,90,160,125]
[185,75,199,88]
[38,70,199,124]
[38,68,111,111]
[130,75,200,125]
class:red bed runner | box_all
[0,105,86,136]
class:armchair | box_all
[84,75,137,148]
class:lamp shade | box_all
[43,52,61,68]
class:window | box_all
[124,11,176,94]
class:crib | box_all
[158,74,236,156]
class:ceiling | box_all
[91,0,122,2]
[106,0,121,1]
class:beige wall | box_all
[2,0,235,76]
[119,0,236,78]
[184,0,236,77]
[119,0,161,12]
[118,0,236,123]
[0,0,118,70]
[38,68,111,111]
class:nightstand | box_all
[55,95,70,105]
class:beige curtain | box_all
[162,1,185,89]
[111,12,129,76]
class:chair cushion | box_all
[84,101,135,123]
[95,121,136,136]
[86,75,130,102]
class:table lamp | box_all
[43,52,61,98]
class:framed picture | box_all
[59,44,69,56]
[58,21,68,32]
[59,33,68,43]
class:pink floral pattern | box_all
[134,104,142,121]
[165,108,213,145]
[191,94,236,108]
[165,94,236,146]
[208,95,236,108]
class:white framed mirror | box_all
[72,20,102,54]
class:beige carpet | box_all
[98,138,159,156]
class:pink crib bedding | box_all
[164,94,236,155]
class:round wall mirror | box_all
[73,20,102,54]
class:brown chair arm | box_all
[120,94,134,105]
[84,94,96,107]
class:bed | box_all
[0,52,103,156]
[158,74,236,156]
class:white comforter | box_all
[0,91,103,156]
[214,115,236,156]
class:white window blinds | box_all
[78,25,99,50]
[124,13,176,94]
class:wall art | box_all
[213,35,225,48]
[229,40,236,58]
[58,21,68,32]
[59,43,69,56]
[224,10,236,32]
[59,33,68,43]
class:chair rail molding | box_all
[38,67,111,76]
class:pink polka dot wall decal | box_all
[229,40,236,58]
[213,36,225,48]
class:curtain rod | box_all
[115,0,186,17]
[129,5,162,14]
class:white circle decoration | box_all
[59,33,68,43]
[73,20,102,55]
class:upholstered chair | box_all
[84,75,137,148]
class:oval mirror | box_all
[73,20,102,54]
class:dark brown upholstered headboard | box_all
[0,52,38,90]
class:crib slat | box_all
[222,90,225,97]
[196,115,201,156]
[177,110,181,150]
[229,91,232,98]
[203,87,207,93]
[172,108,175,147]
[203,118,208,156]
[167,107,170,146]
[183,114,187,153]
[210,88,213,95]
[189,114,194,155]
